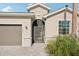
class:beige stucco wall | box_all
[0,18,32,47]
[29,7,48,19]
[45,11,72,43]
[76,16,79,37]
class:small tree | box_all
[45,35,79,56]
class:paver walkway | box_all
[0,43,48,56]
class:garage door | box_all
[0,24,22,45]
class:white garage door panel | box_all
[0,25,22,45]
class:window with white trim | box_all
[59,21,70,35]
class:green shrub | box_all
[45,35,79,56]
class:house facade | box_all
[0,3,79,47]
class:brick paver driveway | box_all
[0,43,47,56]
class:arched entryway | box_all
[32,19,45,43]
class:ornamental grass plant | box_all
[45,35,79,56]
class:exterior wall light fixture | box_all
[25,26,28,29]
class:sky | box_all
[0,3,73,12]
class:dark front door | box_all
[32,20,45,43]
[34,26,44,43]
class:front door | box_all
[34,26,44,43]
[32,20,45,43]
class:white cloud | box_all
[1,6,14,12]
[28,3,33,6]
